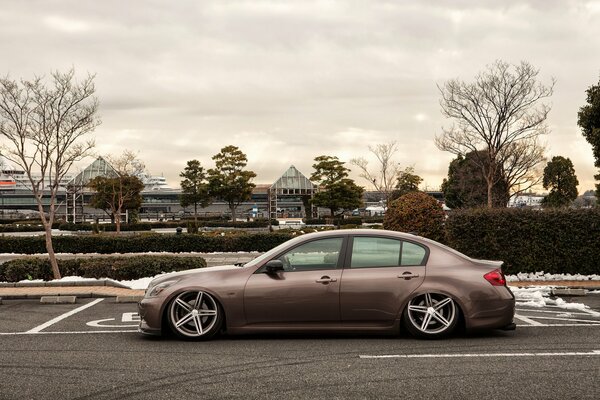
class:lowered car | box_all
[138,229,515,340]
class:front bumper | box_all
[138,297,165,336]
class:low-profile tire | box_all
[167,290,223,340]
[402,292,459,339]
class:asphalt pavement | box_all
[0,296,599,399]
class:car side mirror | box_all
[265,259,284,273]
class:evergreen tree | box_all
[577,78,600,197]
[390,167,423,201]
[310,155,364,217]
[441,151,510,209]
[541,156,579,208]
[208,146,256,224]
[180,160,211,229]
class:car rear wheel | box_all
[403,293,458,339]
[168,290,223,340]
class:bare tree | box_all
[351,141,401,207]
[500,137,546,198]
[88,150,145,233]
[436,60,553,207]
[0,69,99,279]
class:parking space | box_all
[514,294,600,327]
[0,298,140,335]
[2,294,600,336]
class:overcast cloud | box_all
[2,0,599,192]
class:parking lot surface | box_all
[1,296,599,399]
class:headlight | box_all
[145,279,180,297]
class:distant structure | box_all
[508,193,545,208]
[268,166,318,219]
[137,174,173,191]
[66,157,118,222]
[0,155,74,191]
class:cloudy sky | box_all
[2,0,599,192]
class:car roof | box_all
[301,228,419,240]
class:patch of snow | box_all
[512,286,599,315]
[119,273,170,290]
[506,272,600,282]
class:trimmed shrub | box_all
[339,217,363,226]
[305,218,327,225]
[0,255,207,282]
[445,208,600,275]
[0,224,46,233]
[384,192,445,241]
[0,232,294,254]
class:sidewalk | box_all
[0,279,145,299]
[1,252,599,299]
[1,280,598,300]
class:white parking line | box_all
[514,314,543,326]
[0,330,137,335]
[26,298,104,333]
[518,315,600,324]
[360,350,600,359]
[517,324,600,327]
[516,308,599,317]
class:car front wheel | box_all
[402,292,458,339]
[167,290,223,340]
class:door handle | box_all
[315,276,337,284]
[398,272,420,279]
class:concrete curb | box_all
[0,292,118,300]
[115,295,144,303]
[0,279,129,289]
[40,296,77,304]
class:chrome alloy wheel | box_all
[168,291,221,339]
[406,293,457,336]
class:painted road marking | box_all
[514,314,543,326]
[516,308,599,317]
[359,350,600,359]
[0,330,137,336]
[26,298,104,333]
[515,304,600,327]
[122,312,140,322]
[86,312,140,328]
[519,315,600,324]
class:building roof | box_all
[69,157,118,187]
[270,165,317,192]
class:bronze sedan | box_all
[138,229,515,340]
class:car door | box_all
[243,236,346,326]
[339,235,427,325]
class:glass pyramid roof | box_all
[270,165,316,191]
[69,157,118,187]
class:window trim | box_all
[255,235,348,273]
[345,235,429,269]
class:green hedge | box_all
[0,255,206,282]
[445,208,600,275]
[0,232,294,254]
[304,217,365,225]
[0,224,47,233]
[0,220,272,233]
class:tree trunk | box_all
[487,181,494,208]
[115,209,121,233]
[230,204,236,227]
[35,193,61,280]
[44,223,61,280]
[194,203,198,228]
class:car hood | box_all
[149,264,240,287]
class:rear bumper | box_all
[467,286,515,331]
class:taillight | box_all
[484,269,506,286]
